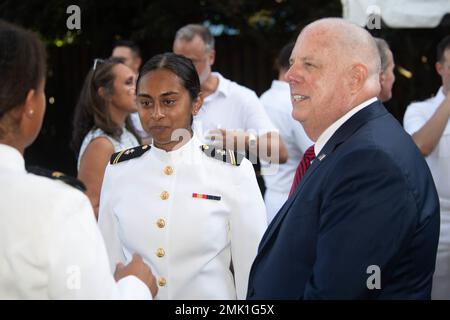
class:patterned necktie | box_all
[289,145,316,196]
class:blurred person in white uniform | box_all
[259,42,312,222]
[0,19,157,299]
[98,53,267,300]
[403,35,450,299]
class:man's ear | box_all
[207,49,216,67]
[348,63,368,94]
[436,62,443,77]
[379,72,386,87]
[134,57,142,72]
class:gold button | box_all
[164,166,173,176]
[156,218,166,228]
[158,277,167,287]
[156,248,165,258]
[160,191,169,200]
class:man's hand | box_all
[114,254,158,298]
[205,129,288,164]
[206,129,248,151]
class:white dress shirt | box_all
[259,80,312,222]
[315,97,378,155]
[193,72,276,139]
[98,134,267,300]
[404,87,450,299]
[0,144,151,299]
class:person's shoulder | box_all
[109,144,151,166]
[405,96,436,112]
[199,144,246,168]
[27,166,86,193]
[221,75,258,98]
[231,82,258,98]
[25,167,90,212]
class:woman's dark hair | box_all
[71,57,139,154]
[0,19,46,138]
[137,52,200,101]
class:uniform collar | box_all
[0,143,26,173]
[151,132,202,161]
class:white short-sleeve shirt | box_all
[404,87,450,241]
[193,72,276,140]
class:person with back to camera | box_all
[0,19,157,299]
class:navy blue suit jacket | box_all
[247,101,440,299]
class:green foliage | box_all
[0,0,342,46]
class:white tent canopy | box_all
[342,0,450,28]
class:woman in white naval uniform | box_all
[98,53,267,300]
[0,20,156,299]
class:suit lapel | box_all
[257,101,388,254]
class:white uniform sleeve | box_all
[242,90,276,135]
[403,103,427,135]
[48,188,151,299]
[229,159,267,299]
[98,164,127,273]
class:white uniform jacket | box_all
[0,144,151,299]
[98,134,267,300]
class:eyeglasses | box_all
[92,58,106,71]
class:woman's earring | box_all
[28,109,35,116]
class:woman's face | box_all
[109,63,137,113]
[136,68,201,149]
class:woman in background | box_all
[72,58,140,218]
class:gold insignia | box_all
[51,171,65,178]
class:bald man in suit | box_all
[247,18,440,300]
